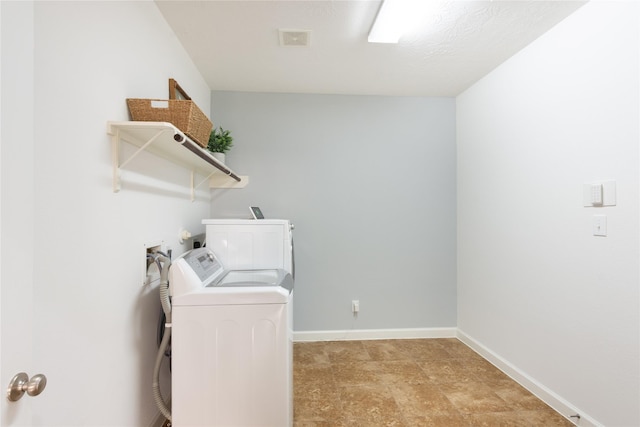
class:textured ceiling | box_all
[155,0,586,97]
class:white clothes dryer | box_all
[169,247,294,427]
[202,219,294,276]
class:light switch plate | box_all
[593,215,607,236]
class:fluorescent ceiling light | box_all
[368,0,432,44]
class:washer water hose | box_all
[152,254,172,422]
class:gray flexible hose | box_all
[153,326,172,421]
[153,255,172,422]
[158,255,172,323]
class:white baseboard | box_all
[456,330,602,427]
[293,327,457,342]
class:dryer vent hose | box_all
[153,255,172,422]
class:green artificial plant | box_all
[207,127,234,154]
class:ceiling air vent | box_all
[279,29,311,47]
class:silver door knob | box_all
[7,372,47,401]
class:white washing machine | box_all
[170,247,294,427]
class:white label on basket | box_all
[151,100,169,109]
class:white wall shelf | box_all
[107,121,248,199]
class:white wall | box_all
[1,1,35,425]
[209,92,457,335]
[457,2,639,426]
[3,1,212,426]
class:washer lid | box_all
[172,269,294,306]
[213,269,292,291]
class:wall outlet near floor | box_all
[352,300,360,314]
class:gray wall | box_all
[210,92,456,332]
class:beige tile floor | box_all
[293,339,574,427]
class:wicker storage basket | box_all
[126,98,212,148]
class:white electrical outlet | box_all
[352,300,360,314]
